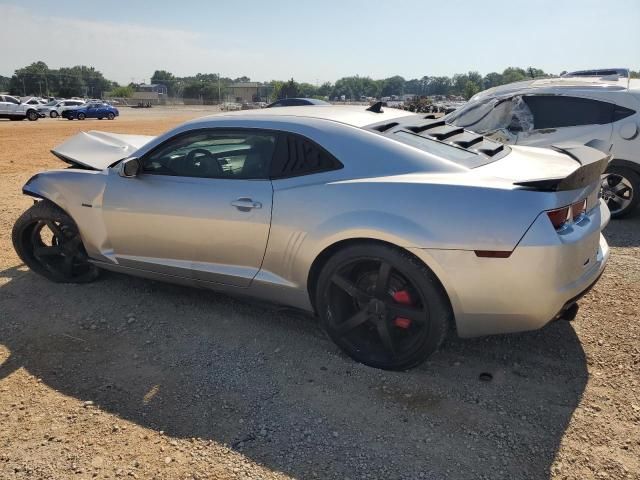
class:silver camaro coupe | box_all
[12,105,610,369]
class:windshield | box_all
[445,97,509,129]
[445,95,534,143]
[45,100,58,106]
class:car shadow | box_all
[0,267,587,479]
[604,213,640,247]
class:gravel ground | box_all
[0,110,638,480]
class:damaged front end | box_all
[51,130,155,170]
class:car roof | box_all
[475,75,636,101]
[197,105,416,128]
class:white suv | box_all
[446,71,640,218]
[0,95,40,121]
[56,99,86,117]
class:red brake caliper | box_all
[392,290,412,329]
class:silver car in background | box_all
[12,105,610,369]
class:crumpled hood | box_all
[51,131,156,170]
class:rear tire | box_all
[77,113,86,120]
[26,110,38,121]
[50,111,58,118]
[315,243,451,370]
[12,200,100,283]
[602,167,639,218]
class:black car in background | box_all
[266,98,330,108]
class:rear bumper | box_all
[409,198,610,337]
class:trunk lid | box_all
[51,131,155,170]
[476,143,610,191]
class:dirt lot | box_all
[0,109,638,480]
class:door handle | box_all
[231,198,262,211]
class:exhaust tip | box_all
[559,303,579,322]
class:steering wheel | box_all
[184,148,222,176]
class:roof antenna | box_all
[366,101,384,113]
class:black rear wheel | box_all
[316,243,451,370]
[12,200,100,283]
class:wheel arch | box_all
[608,158,640,175]
[306,237,455,329]
[23,174,71,213]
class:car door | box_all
[514,95,614,151]
[101,128,276,287]
[1,95,20,116]
[85,104,97,118]
[96,103,108,117]
[0,96,7,115]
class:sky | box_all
[1,0,638,85]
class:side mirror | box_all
[119,157,140,178]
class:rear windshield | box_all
[393,131,483,167]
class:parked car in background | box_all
[221,102,242,111]
[20,97,45,107]
[56,99,86,117]
[62,102,119,120]
[0,95,40,121]
[266,98,330,108]
[38,99,64,118]
[445,71,640,218]
[12,105,609,370]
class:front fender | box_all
[22,169,111,260]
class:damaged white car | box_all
[446,71,640,218]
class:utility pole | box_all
[43,72,49,97]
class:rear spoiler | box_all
[514,145,610,192]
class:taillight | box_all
[547,198,587,231]
[572,199,587,221]
[547,206,571,230]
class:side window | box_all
[270,134,343,178]
[522,96,616,129]
[5,96,20,105]
[142,130,276,180]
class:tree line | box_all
[147,67,554,101]
[3,61,115,98]
[2,61,639,101]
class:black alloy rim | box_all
[326,258,430,364]
[24,219,92,279]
